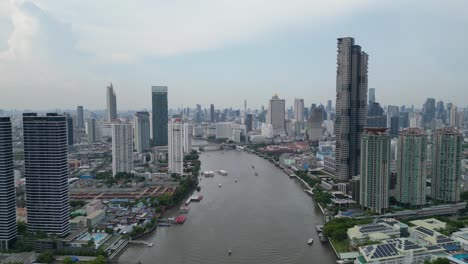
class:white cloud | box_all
[32,0,373,62]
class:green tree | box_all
[62,257,73,264]
[36,250,55,264]
[86,238,95,248]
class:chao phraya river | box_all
[118,145,336,264]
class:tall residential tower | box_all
[395,128,427,206]
[267,94,285,136]
[23,113,70,236]
[134,112,151,153]
[112,123,133,176]
[359,128,390,214]
[431,127,463,203]
[0,117,17,250]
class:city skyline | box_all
[1,1,468,110]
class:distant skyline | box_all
[1,0,467,110]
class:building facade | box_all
[134,112,151,153]
[168,119,184,174]
[0,117,17,250]
[395,128,427,206]
[267,94,285,136]
[106,83,117,122]
[183,123,192,154]
[308,108,323,142]
[152,86,168,146]
[76,106,84,129]
[360,128,390,214]
[23,113,70,236]
[112,123,133,176]
[334,37,368,181]
[431,127,463,203]
[294,98,304,122]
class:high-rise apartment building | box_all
[152,86,168,146]
[334,37,368,181]
[0,117,17,250]
[112,123,133,176]
[267,94,285,136]
[23,113,70,236]
[368,88,376,105]
[431,127,463,203]
[168,119,184,174]
[134,112,150,153]
[423,98,436,128]
[106,83,117,122]
[395,128,427,206]
[76,106,84,129]
[359,128,390,214]
[294,98,304,122]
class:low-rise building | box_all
[348,219,405,246]
[87,209,106,228]
[356,238,445,264]
[452,228,468,251]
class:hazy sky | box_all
[0,0,467,110]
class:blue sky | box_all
[0,0,467,110]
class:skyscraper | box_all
[23,113,70,236]
[431,127,463,203]
[85,118,97,142]
[423,98,436,128]
[106,83,117,122]
[294,98,304,122]
[395,128,427,206]
[134,112,151,153]
[245,114,253,132]
[267,94,285,136]
[168,119,184,174]
[387,105,400,138]
[112,123,133,176]
[368,88,376,105]
[335,37,368,181]
[0,117,17,250]
[183,123,192,154]
[367,102,386,128]
[210,104,215,123]
[307,108,322,142]
[76,106,84,129]
[152,86,168,146]
[326,100,332,112]
[359,128,390,214]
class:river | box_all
[118,146,336,264]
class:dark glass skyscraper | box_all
[0,117,17,250]
[335,37,368,181]
[152,86,168,146]
[210,104,215,123]
[23,113,70,237]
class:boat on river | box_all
[218,184,222,188]
[234,179,238,182]
[254,172,258,176]
[228,249,232,255]
[217,170,228,176]
[307,238,314,245]
[175,215,187,224]
[318,233,328,243]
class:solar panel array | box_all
[359,224,392,234]
[370,243,399,259]
[436,235,453,244]
[425,245,441,251]
[415,226,434,236]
